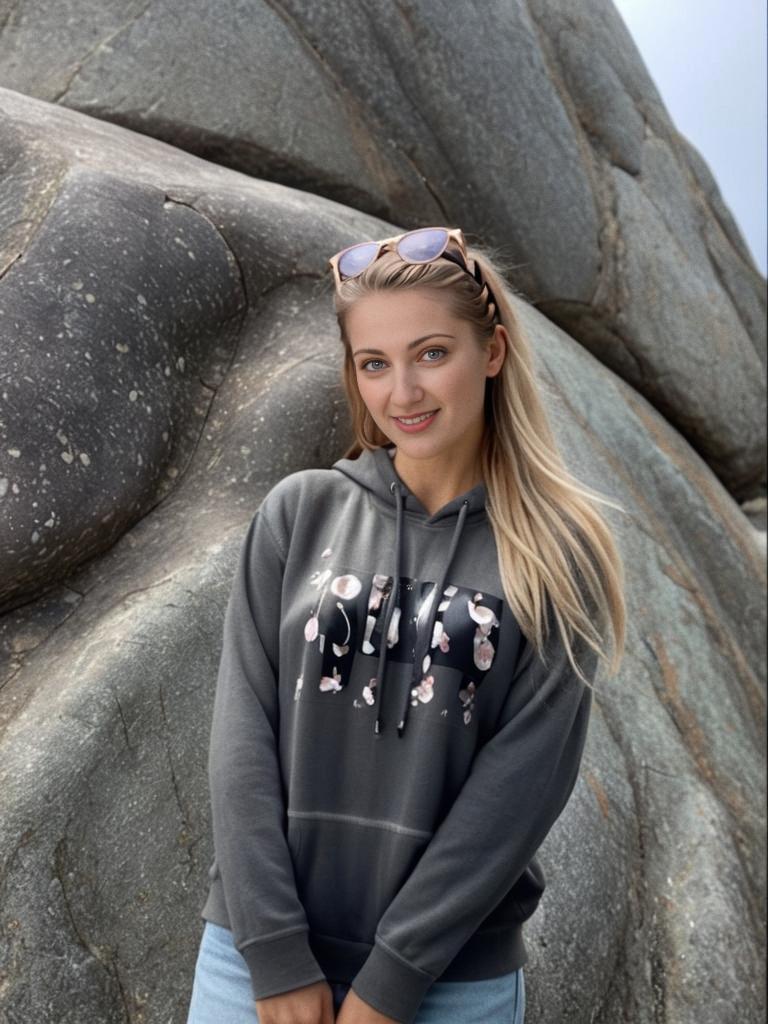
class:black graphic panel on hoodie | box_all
[296,561,502,730]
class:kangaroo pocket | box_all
[287,815,432,942]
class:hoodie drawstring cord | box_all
[396,498,469,737]
[373,480,405,735]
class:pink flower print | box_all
[386,606,401,648]
[304,615,319,642]
[319,667,343,693]
[473,628,495,671]
[306,576,333,644]
[294,675,304,701]
[368,574,389,611]
[468,599,498,632]
[458,681,476,724]
[468,600,499,669]
[309,568,331,589]
[431,621,451,653]
[362,614,376,655]
[410,674,435,706]
[330,574,362,599]
[362,678,378,706]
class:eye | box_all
[421,348,446,362]
[360,358,386,372]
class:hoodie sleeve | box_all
[350,611,597,1024]
[207,506,326,1001]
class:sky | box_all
[612,0,767,276]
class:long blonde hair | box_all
[331,238,626,687]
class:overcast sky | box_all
[612,0,767,276]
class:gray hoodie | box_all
[200,443,596,1024]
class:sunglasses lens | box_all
[397,227,449,263]
[338,242,380,280]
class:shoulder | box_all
[256,466,352,549]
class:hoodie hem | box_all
[201,882,528,1018]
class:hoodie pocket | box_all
[289,816,431,941]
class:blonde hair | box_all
[331,238,626,687]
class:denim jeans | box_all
[187,921,525,1023]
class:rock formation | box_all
[0,3,764,1022]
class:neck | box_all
[392,445,484,516]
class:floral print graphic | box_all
[362,678,377,705]
[320,667,343,693]
[411,674,435,705]
[458,681,477,724]
[331,575,362,600]
[298,556,502,726]
[468,597,499,672]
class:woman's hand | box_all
[335,987,399,1024]
[255,979,335,1024]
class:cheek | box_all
[355,374,381,411]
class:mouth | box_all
[394,410,438,425]
[391,409,439,432]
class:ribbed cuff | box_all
[350,940,435,1024]
[240,929,326,1001]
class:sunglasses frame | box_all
[328,226,498,318]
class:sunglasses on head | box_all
[328,226,498,318]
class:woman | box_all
[187,226,626,1024]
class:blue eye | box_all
[422,348,445,361]
[361,358,386,371]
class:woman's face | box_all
[346,288,506,465]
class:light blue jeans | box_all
[187,921,525,1023]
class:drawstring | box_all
[397,499,469,737]
[373,480,404,736]
[372,480,470,738]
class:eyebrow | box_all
[351,333,455,357]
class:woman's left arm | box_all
[346,623,598,1024]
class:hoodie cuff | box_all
[351,940,434,1024]
[240,930,326,1001]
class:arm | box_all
[349,613,598,1024]
[208,508,326,1000]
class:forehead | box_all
[346,289,461,348]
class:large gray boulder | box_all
[0,91,764,1023]
[0,0,764,496]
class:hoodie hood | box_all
[332,444,489,737]
[332,443,488,524]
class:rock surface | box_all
[0,90,764,1023]
[0,0,765,495]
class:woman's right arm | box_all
[208,506,328,1008]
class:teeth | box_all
[398,411,435,425]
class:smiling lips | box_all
[392,409,439,432]
[395,410,436,424]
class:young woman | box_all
[186,226,626,1024]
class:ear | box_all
[486,324,508,378]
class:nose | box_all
[390,365,425,410]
